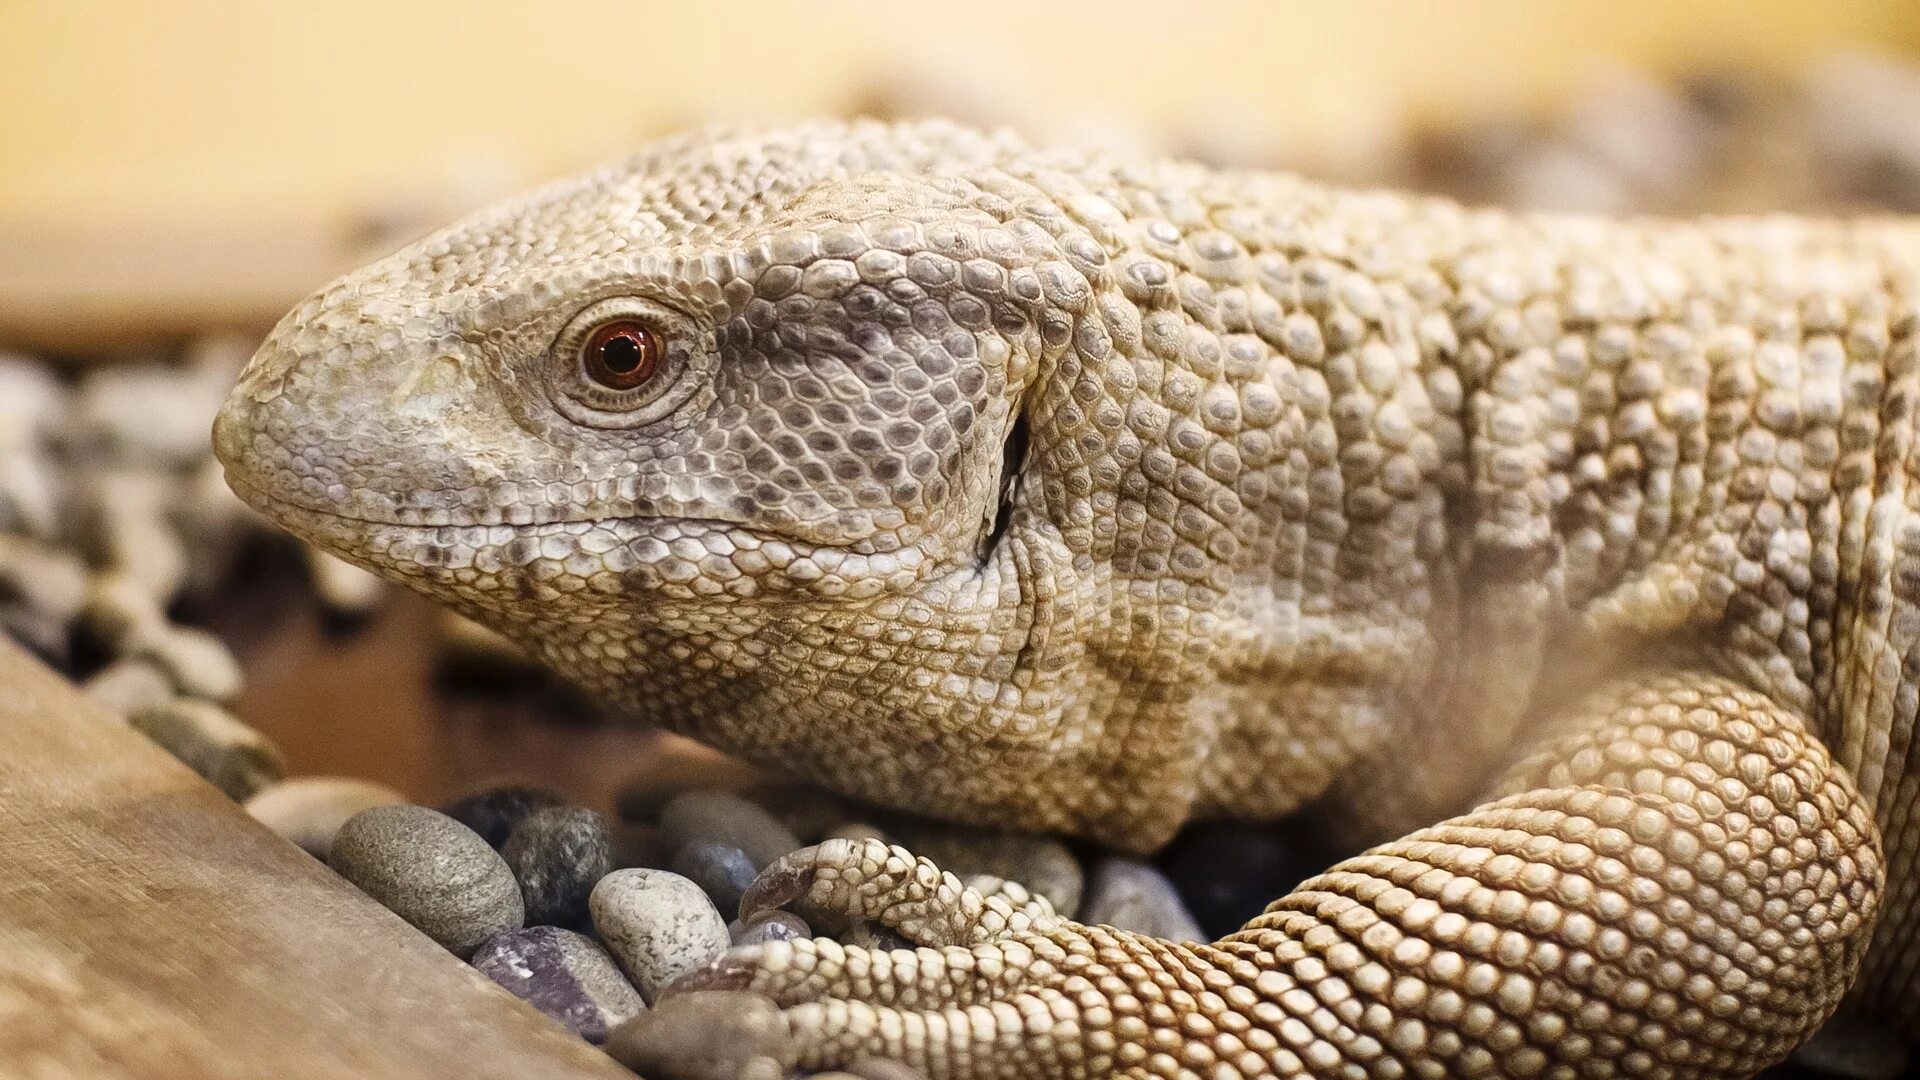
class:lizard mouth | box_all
[222,470,946,599]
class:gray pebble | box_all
[729,909,810,947]
[1079,858,1205,943]
[890,821,1083,917]
[589,868,730,1002]
[503,805,613,927]
[604,990,788,1080]
[137,622,244,703]
[129,699,283,800]
[441,783,565,849]
[81,657,176,718]
[659,791,800,871]
[671,840,758,917]
[470,926,642,1043]
[243,776,407,859]
[330,805,524,957]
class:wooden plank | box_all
[0,637,636,1080]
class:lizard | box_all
[212,119,1915,1079]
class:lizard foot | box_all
[663,838,1229,1077]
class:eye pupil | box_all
[583,321,660,390]
[600,334,643,373]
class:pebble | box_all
[136,622,244,702]
[0,534,88,626]
[889,820,1083,917]
[589,868,730,1002]
[329,805,524,958]
[502,805,613,928]
[442,783,566,849]
[129,699,284,800]
[303,547,387,620]
[614,747,763,823]
[604,990,789,1080]
[671,840,759,918]
[658,791,800,871]
[243,776,408,859]
[75,470,188,604]
[1157,819,1320,937]
[470,926,643,1044]
[729,910,810,947]
[80,657,177,718]
[1079,858,1206,943]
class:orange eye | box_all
[582,321,661,390]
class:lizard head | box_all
[214,121,1198,846]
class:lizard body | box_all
[216,121,1913,1077]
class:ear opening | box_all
[977,412,1030,566]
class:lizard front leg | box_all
[643,669,1882,1079]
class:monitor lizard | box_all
[214,120,1917,1079]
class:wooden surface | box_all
[0,636,635,1080]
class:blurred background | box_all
[5,0,1920,812]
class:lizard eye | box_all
[582,321,661,390]
[549,296,710,428]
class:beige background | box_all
[2,1,1918,348]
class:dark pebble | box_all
[503,805,614,927]
[471,926,643,1043]
[1079,858,1205,943]
[659,791,800,870]
[442,783,566,849]
[671,840,759,917]
[1157,819,1321,937]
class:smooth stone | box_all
[470,926,642,1043]
[129,698,283,801]
[589,868,729,1002]
[604,990,789,1080]
[243,776,408,859]
[889,820,1083,917]
[137,623,244,702]
[503,805,613,927]
[729,909,810,947]
[658,791,800,871]
[671,840,759,917]
[441,783,566,849]
[1079,858,1206,943]
[80,657,176,718]
[330,805,523,957]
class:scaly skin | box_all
[215,121,1916,1077]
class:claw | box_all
[738,842,824,920]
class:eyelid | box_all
[547,295,710,430]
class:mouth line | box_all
[221,470,918,571]
[223,470,763,535]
